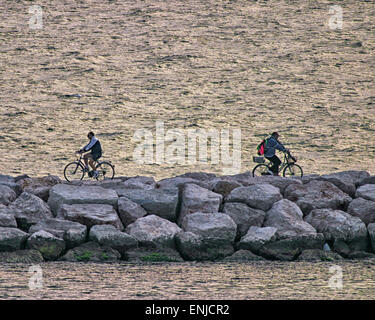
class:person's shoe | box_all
[83,167,89,173]
[267,169,274,176]
[93,170,99,179]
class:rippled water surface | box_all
[1,261,375,299]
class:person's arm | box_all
[82,137,98,152]
[273,139,287,152]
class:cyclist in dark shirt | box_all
[77,132,102,178]
[264,132,289,176]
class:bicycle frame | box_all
[266,152,296,174]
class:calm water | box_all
[1,261,375,299]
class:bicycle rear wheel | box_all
[252,164,273,177]
[95,161,115,180]
[64,162,85,182]
[283,163,303,178]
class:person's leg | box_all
[88,155,96,171]
[83,153,89,170]
[270,155,281,175]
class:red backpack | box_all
[257,139,267,155]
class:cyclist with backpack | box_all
[258,132,289,176]
[77,131,102,179]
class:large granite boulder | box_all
[304,208,368,252]
[125,247,184,262]
[297,249,343,261]
[208,178,242,197]
[223,249,266,261]
[29,218,87,249]
[222,202,265,239]
[356,184,375,202]
[284,180,352,215]
[17,175,61,201]
[178,184,222,225]
[117,197,147,226]
[125,215,182,249]
[156,176,210,191]
[225,184,282,211]
[0,205,17,227]
[0,175,22,195]
[57,203,123,230]
[357,176,375,187]
[122,176,156,190]
[27,230,66,261]
[8,192,53,231]
[368,223,375,252]
[238,226,278,252]
[48,184,118,214]
[59,241,121,262]
[89,224,138,256]
[0,227,28,252]
[264,199,317,237]
[347,197,375,225]
[0,185,17,205]
[117,188,178,222]
[0,249,44,263]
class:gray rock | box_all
[59,241,121,262]
[0,249,44,263]
[0,175,22,196]
[177,172,216,181]
[125,215,181,249]
[357,176,375,187]
[178,184,222,225]
[28,218,87,249]
[305,208,368,251]
[252,176,303,195]
[225,184,282,211]
[222,202,265,239]
[257,233,325,261]
[0,227,28,252]
[48,184,118,215]
[176,231,234,261]
[284,180,352,215]
[125,247,184,262]
[356,184,375,202]
[157,176,210,191]
[118,188,178,222]
[346,251,375,260]
[180,212,236,243]
[117,197,147,226]
[347,197,375,225]
[238,226,278,252]
[57,203,123,230]
[297,249,343,261]
[0,204,17,227]
[27,230,66,261]
[209,179,242,197]
[8,192,53,231]
[122,176,156,190]
[223,249,266,261]
[264,199,317,238]
[89,224,138,256]
[0,185,17,205]
[17,175,61,201]
[368,223,375,252]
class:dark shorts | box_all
[92,152,102,161]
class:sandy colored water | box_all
[0,0,374,180]
[0,261,375,300]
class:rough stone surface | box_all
[28,218,87,249]
[347,197,375,225]
[157,176,210,191]
[0,249,44,263]
[181,212,236,243]
[225,184,282,211]
[0,185,17,205]
[59,241,121,262]
[48,184,118,214]
[89,224,138,256]
[305,209,368,251]
[0,175,22,195]
[284,180,352,215]
[264,199,317,237]
[125,215,182,248]
[223,249,266,261]
[357,176,375,187]
[368,223,375,252]
[8,192,53,231]
[117,197,148,226]
[125,247,184,262]
[222,202,265,239]
[57,203,123,230]
[27,230,66,261]
[122,176,156,190]
[208,179,242,197]
[17,175,61,201]
[238,226,278,252]
[175,231,234,261]
[0,227,28,252]
[117,188,178,222]
[0,205,17,227]
[178,184,222,225]
[297,249,343,261]
[356,184,375,202]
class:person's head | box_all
[271,132,280,139]
[87,131,95,140]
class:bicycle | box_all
[63,152,115,182]
[252,151,303,177]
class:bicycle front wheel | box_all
[95,161,115,180]
[252,164,273,177]
[64,162,85,182]
[283,163,303,178]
